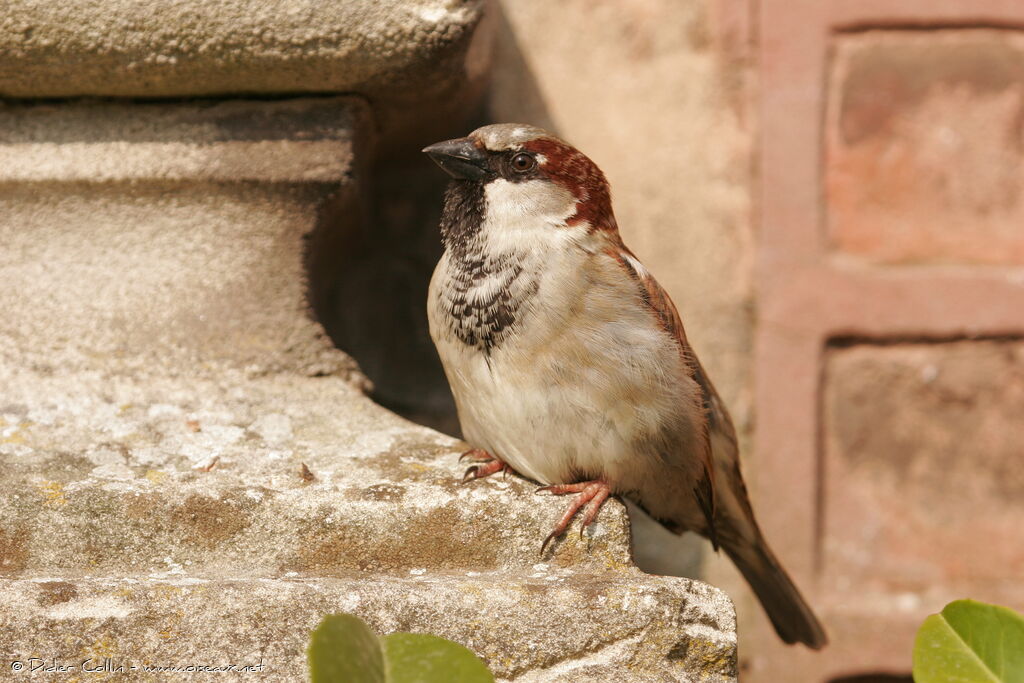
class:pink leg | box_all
[537,480,613,554]
[459,448,510,483]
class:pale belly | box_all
[433,303,706,508]
[445,345,636,486]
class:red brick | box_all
[826,31,1024,265]
[760,3,1024,680]
[823,340,1024,610]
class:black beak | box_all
[422,137,491,181]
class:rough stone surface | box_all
[0,98,367,379]
[0,354,737,680]
[0,365,635,578]
[0,0,493,146]
[0,575,736,682]
[826,29,1024,265]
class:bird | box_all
[422,123,827,649]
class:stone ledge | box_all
[0,475,631,578]
[0,364,631,577]
[0,0,487,97]
[0,98,367,183]
[0,357,737,680]
[0,0,493,145]
[0,574,737,682]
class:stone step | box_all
[0,465,630,579]
[0,367,630,578]
[0,573,736,682]
[0,363,738,681]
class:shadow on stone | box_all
[306,150,458,435]
[306,3,561,436]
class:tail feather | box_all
[722,534,828,650]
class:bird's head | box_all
[423,124,616,251]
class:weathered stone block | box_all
[0,98,367,378]
[0,574,736,682]
[826,30,1024,265]
[0,365,634,579]
[0,0,493,144]
[0,358,737,680]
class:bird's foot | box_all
[536,480,613,554]
[459,448,509,483]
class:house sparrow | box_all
[423,124,827,649]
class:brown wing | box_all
[606,244,729,549]
[605,249,828,648]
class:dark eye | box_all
[511,153,536,173]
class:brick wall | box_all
[755,1,1024,680]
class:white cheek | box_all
[479,178,591,258]
[484,178,576,224]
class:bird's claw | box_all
[537,480,613,556]
[540,530,559,555]
[459,450,508,483]
[459,448,491,464]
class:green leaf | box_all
[308,614,385,683]
[913,599,1024,683]
[381,633,494,683]
[307,614,494,683]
